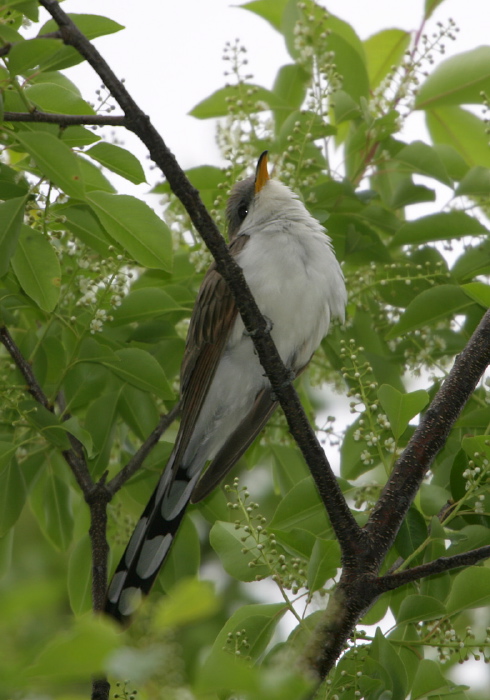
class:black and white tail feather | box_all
[105,152,347,623]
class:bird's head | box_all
[226,151,304,240]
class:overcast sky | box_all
[36,0,490,179]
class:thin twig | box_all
[376,545,490,592]
[3,111,127,126]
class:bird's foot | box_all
[269,369,296,400]
[245,315,273,337]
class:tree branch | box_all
[0,325,51,408]
[3,111,127,126]
[376,545,490,593]
[106,401,181,496]
[37,0,363,556]
[364,308,490,562]
[0,325,94,495]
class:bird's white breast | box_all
[231,198,345,372]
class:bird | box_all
[105,151,347,623]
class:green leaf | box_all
[420,485,451,517]
[25,81,95,115]
[272,64,309,128]
[102,348,174,399]
[21,400,71,450]
[7,38,62,75]
[160,516,200,591]
[85,142,146,185]
[392,211,488,246]
[86,192,172,270]
[307,539,340,592]
[26,616,120,683]
[327,33,369,102]
[118,385,159,441]
[40,13,124,41]
[210,521,269,582]
[415,47,490,109]
[455,166,490,196]
[446,567,490,614]
[241,0,289,31]
[152,165,226,209]
[56,203,115,256]
[364,29,411,89]
[452,241,490,282]
[85,391,119,477]
[425,0,446,19]
[202,603,286,672]
[394,140,452,186]
[60,125,101,148]
[111,287,188,325]
[395,506,428,561]
[370,630,408,700]
[11,225,61,312]
[190,84,288,119]
[411,659,450,699]
[333,90,361,124]
[62,416,94,458]
[0,196,26,276]
[390,178,436,209]
[461,434,490,462]
[0,442,17,472]
[68,535,93,616]
[0,457,26,536]
[462,282,490,308]
[426,106,490,169]
[64,362,109,411]
[31,472,74,551]
[153,578,219,630]
[386,285,475,339]
[77,157,116,193]
[378,385,429,440]
[397,594,446,624]
[270,478,330,536]
[433,143,470,181]
[15,131,85,199]
[0,163,29,200]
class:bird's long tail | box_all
[105,453,201,623]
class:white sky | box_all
[37,0,490,178]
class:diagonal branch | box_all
[376,545,490,593]
[37,0,363,555]
[364,309,490,563]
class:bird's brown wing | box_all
[191,360,312,503]
[171,234,249,468]
[191,388,278,502]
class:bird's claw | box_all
[269,369,296,400]
[245,315,273,337]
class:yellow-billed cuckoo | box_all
[105,152,347,622]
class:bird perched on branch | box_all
[105,151,347,623]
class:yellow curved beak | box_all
[254,151,270,194]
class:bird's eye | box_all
[237,203,248,220]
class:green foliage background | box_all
[1,0,490,698]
